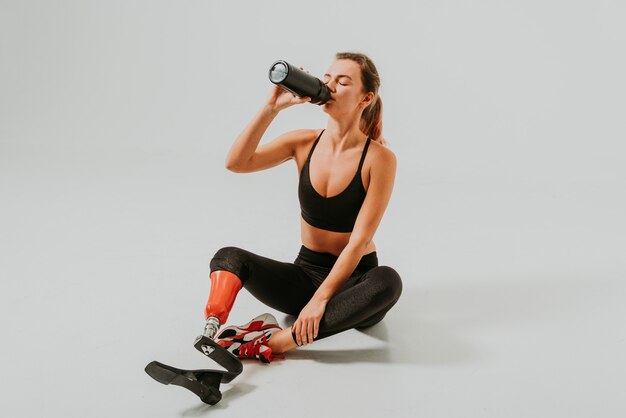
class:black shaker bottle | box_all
[268,60,331,105]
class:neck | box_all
[324,115,366,154]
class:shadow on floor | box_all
[179,382,256,416]
[276,285,476,366]
[277,275,602,366]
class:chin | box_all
[322,101,336,114]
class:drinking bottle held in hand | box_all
[268,60,331,105]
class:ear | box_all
[361,92,375,107]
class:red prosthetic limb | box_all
[164,270,244,403]
[204,270,242,325]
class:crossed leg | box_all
[208,247,402,354]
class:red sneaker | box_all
[236,333,284,363]
[216,313,280,341]
[216,313,284,362]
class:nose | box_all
[324,79,337,92]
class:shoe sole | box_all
[145,361,223,405]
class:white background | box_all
[1,0,625,416]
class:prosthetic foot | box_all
[144,361,224,405]
[145,270,244,405]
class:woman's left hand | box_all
[292,297,328,346]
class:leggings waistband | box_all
[296,245,378,270]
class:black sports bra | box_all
[298,129,371,233]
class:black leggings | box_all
[209,245,403,342]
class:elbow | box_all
[225,159,241,173]
[225,156,251,173]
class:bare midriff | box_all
[300,216,376,257]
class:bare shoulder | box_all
[368,138,397,169]
[361,139,396,193]
[292,128,324,153]
[273,128,320,154]
[282,128,319,142]
[293,128,323,145]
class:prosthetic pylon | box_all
[193,270,243,370]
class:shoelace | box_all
[238,333,285,363]
[218,323,282,340]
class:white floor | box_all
[2,142,625,417]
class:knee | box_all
[209,246,250,281]
[212,246,246,260]
[372,266,403,303]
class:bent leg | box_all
[313,265,403,341]
[209,246,317,317]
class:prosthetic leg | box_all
[145,270,244,405]
[194,270,243,365]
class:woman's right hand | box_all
[265,66,312,112]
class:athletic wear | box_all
[237,333,281,363]
[215,313,281,342]
[298,129,372,233]
[209,245,402,342]
[216,313,284,363]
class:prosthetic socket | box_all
[202,270,242,339]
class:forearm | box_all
[313,242,368,302]
[225,104,279,169]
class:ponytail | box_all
[360,95,388,146]
[336,51,389,147]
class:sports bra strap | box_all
[306,129,325,162]
[307,130,370,172]
[357,137,371,173]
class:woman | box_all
[206,52,402,363]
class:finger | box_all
[307,322,314,344]
[300,326,309,344]
[300,325,306,345]
[293,95,310,104]
[314,320,319,339]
